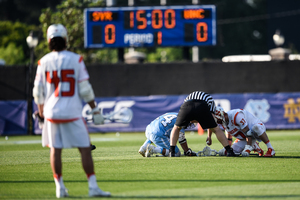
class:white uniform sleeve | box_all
[32,64,45,104]
[78,56,89,82]
[234,112,248,130]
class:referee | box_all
[169,91,235,157]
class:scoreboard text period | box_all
[84,5,216,48]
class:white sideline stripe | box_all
[0,138,119,145]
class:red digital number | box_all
[196,22,208,42]
[157,31,162,45]
[152,10,163,29]
[105,24,115,44]
[164,9,175,29]
[129,11,134,28]
[136,10,147,29]
[46,69,75,97]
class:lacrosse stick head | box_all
[202,146,212,156]
[104,107,133,123]
[197,146,219,156]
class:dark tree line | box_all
[0,0,62,25]
[0,0,299,64]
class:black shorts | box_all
[175,100,217,129]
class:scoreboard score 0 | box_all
[84,5,216,48]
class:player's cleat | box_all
[226,148,236,157]
[145,144,155,157]
[138,145,146,157]
[184,148,197,156]
[90,144,96,151]
[56,188,69,198]
[253,142,264,156]
[89,187,111,197]
[263,148,275,157]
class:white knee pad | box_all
[251,123,265,137]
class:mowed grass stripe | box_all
[0,130,300,200]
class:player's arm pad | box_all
[33,84,45,104]
[178,131,186,144]
[78,80,95,103]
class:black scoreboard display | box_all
[84,5,216,48]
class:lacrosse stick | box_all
[197,141,218,156]
[85,107,133,123]
[234,152,260,156]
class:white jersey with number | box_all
[223,109,262,140]
[34,50,89,122]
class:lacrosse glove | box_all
[242,145,253,157]
[90,107,104,125]
[91,144,96,151]
[33,111,44,129]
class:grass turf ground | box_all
[0,130,300,200]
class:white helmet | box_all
[47,24,68,43]
[215,106,226,123]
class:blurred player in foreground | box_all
[210,107,275,157]
[169,91,235,157]
[32,24,110,198]
[139,112,197,157]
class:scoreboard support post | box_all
[183,47,190,61]
[118,48,124,63]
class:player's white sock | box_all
[54,174,65,189]
[264,140,273,149]
[153,147,161,153]
[163,149,169,156]
[142,139,152,149]
[87,173,98,189]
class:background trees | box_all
[0,0,299,65]
[0,21,36,65]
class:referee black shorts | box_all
[175,100,217,129]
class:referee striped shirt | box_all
[184,91,216,113]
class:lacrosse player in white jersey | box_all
[32,24,110,198]
[210,107,275,157]
[138,112,197,157]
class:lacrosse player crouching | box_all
[138,112,197,157]
[210,107,275,157]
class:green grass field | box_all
[1,130,300,200]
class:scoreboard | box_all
[84,5,216,48]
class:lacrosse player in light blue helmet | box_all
[138,112,197,157]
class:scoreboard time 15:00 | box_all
[84,5,216,48]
